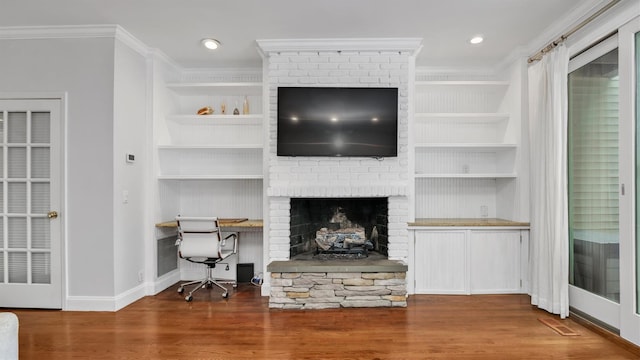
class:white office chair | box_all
[175,216,238,301]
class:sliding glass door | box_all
[573,16,640,345]
[568,35,620,328]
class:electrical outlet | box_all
[137,271,144,283]
[480,205,488,218]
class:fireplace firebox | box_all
[289,197,389,259]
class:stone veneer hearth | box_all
[257,38,422,308]
[267,258,408,309]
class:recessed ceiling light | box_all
[469,36,484,45]
[201,38,220,50]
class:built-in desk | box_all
[155,219,263,279]
[155,219,263,232]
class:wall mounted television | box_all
[277,87,398,157]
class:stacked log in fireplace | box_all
[314,207,375,259]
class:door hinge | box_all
[621,183,625,196]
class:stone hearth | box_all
[267,256,408,309]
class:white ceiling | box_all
[0,0,605,69]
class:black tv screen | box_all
[277,87,398,157]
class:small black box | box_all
[237,263,254,283]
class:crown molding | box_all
[0,24,120,39]
[114,25,151,57]
[0,24,164,62]
[256,38,423,57]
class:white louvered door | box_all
[0,99,62,309]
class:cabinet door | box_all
[470,230,521,293]
[415,231,468,294]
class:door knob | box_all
[48,211,58,219]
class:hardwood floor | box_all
[5,283,640,359]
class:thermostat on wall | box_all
[126,153,135,163]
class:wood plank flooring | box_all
[5,283,640,359]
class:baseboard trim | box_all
[570,310,640,356]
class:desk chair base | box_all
[177,266,237,301]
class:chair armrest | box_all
[224,233,238,254]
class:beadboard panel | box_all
[415,178,497,218]
[175,179,263,219]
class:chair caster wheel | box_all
[177,287,184,294]
[222,292,229,299]
[185,295,193,302]
[232,284,238,288]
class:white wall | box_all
[113,39,149,296]
[0,37,116,298]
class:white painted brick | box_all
[298,63,319,70]
[270,56,290,64]
[299,78,319,84]
[338,63,359,70]
[271,223,289,230]
[308,70,330,77]
[289,70,308,77]
[338,77,359,84]
[360,77,381,84]
[329,56,349,63]
[268,236,289,244]
[277,63,298,70]
[371,56,390,63]
[290,57,310,64]
[278,77,298,84]
[318,77,339,84]
[318,63,340,70]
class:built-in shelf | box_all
[165,114,263,125]
[166,82,263,96]
[414,113,509,123]
[414,143,517,151]
[415,173,518,179]
[415,80,510,91]
[158,144,262,150]
[158,175,264,180]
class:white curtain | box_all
[528,44,570,318]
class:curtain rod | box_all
[527,0,621,63]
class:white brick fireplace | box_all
[257,39,422,305]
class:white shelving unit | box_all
[413,76,518,219]
[155,78,266,281]
[157,81,264,219]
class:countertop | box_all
[408,218,530,227]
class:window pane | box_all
[568,48,620,303]
[31,183,50,214]
[31,148,50,178]
[8,147,26,178]
[8,217,27,248]
[8,182,26,213]
[32,252,50,284]
[8,252,27,283]
[7,112,26,143]
[31,218,50,249]
[31,112,50,144]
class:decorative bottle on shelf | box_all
[233,101,240,115]
[242,96,249,115]
[220,99,226,114]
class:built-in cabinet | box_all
[412,228,529,294]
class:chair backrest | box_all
[176,216,222,259]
